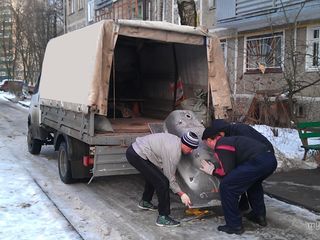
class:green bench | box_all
[297,121,320,160]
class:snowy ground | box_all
[0,91,319,239]
[0,142,81,240]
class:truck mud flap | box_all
[92,146,138,177]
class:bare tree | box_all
[8,0,63,86]
[277,0,320,123]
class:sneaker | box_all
[156,215,180,227]
[217,225,244,235]
[138,200,158,211]
[245,211,267,227]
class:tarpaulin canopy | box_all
[40,19,232,118]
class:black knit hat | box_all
[181,131,199,149]
[202,119,230,140]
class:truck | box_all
[27,19,232,207]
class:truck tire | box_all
[27,125,42,155]
[58,141,74,184]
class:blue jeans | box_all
[219,152,277,228]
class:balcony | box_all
[216,0,320,31]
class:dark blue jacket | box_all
[211,136,268,177]
[222,123,274,153]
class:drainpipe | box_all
[63,0,66,33]
[233,35,238,102]
[199,0,203,26]
[143,0,147,20]
[171,0,174,23]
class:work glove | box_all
[180,193,192,207]
[200,160,215,175]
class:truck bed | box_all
[98,117,163,134]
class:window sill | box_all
[305,67,320,72]
[245,68,282,74]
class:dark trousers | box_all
[126,145,170,216]
[219,152,277,228]
[239,193,249,211]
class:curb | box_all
[4,96,30,108]
[265,191,320,214]
[18,101,30,108]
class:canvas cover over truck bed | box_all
[39,19,232,119]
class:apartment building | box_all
[0,0,13,81]
[214,0,320,122]
[93,0,216,26]
[65,0,88,32]
[64,0,217,31]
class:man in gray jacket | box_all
[126,131,199,227]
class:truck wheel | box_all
[27,125,42,155]
[58,142,73,184]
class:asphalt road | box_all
[1,97,319,240]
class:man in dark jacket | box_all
[210,119,274,213]
[200,128,277,234]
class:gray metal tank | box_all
[164,110,220,208]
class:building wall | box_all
[221,21,320,121]
[200,0,216,27]
[65,0,87,32]
[0,0,13,81]
[95,0,155,22]
[215,0,320,122]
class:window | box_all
[87,0,95,22]
[294,104,305,118]
[245,32,283,73]
[68,0,75,15]
[209,0,216,9]
[306,26,320,71]
[220,39,227,66]
[131,1,143,19]
[78,0,84,10]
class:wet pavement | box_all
[264,168,320,213]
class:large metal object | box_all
[164,110,220,208]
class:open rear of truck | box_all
[31,20,231,206]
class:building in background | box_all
[0,0,13,81]
[214,0,320,123]
[64,1,217,31]
[64,0,88,32]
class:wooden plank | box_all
[297,121,320,129]
[299,132,320,139]
[108,117,163,133]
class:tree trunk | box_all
[177,0,197,27]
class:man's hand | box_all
[200,160,215,175]
[180,193,192,207]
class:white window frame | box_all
[220,39,227,67]
[68,0,75,15]
[243,31,284,73]
[78,0,84,10]
[209,0,216,9]
[87,0,95,23]
[306,25,320,72]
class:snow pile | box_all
[0,91,31,108]
[253,125,319,171]
[0,92,16,101]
